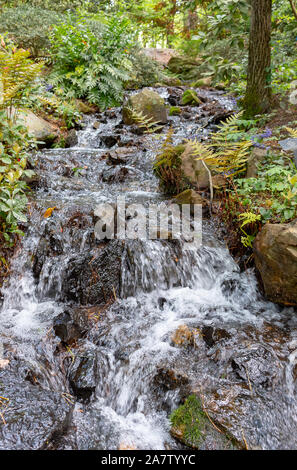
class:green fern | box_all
[238,212,261,248]
[127,107,164,134]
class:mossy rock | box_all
[161,76,183,87]
[167,56,202,80]
[154,142,209,194]
[174,189,206,206]
[153,144,187,195]
[191,77,213,88]
[169,106,182,116]
[122,88,168,126]
[170,395,235,450]
[181,89,201,106]
[75,100,95,114]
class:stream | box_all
[1,86,297,450]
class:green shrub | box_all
[128,50,165,88]
[49,15,135,109]
[0,6,61,57]
[0,38,41,242]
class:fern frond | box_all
[284,127,297,138]
[127,107,164,134]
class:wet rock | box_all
[69,350,97,401]
[107,147,138,165]
[65,129,78,148]
[201,326,231,348]
[53,311,85,343]
[62,240,124,305]
[122,88,167,126]
[170,394,235,450]
[22,173,41,189]
[246,148,268,178]
[253,219,297,305]
[93,121,101,129]
[0,368,72,450]
[154,367,189,391]
[167,88,183,106]
[100,135,118,148]
[130,125,145,136]
[171,325,201,348]
[101,166,130,183]
[231,346,282,389]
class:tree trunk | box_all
[289,0,297,21]
[166,0,177,47]
[183,8,198,38]
[244,0,272,117]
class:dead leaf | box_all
[43,207,57,218]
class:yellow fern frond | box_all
[284,127,297,138]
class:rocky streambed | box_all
[0,86,297,450]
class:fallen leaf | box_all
[43,207,57,218]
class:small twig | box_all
[0,411,6,425]
[112,285,117,301]
[201,160,213,214]
[200,393,223,434]
[241,429,249,450]
[244,365,254,395]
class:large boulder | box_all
[141,48,178,66]
[122,89,167,126]
[16,109,58,146]
[253,219,297,305]
[180,143,210,189]
[0,367,72,450]
[167,56,202,80]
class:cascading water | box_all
[1,87,297,450]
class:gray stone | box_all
[279,138,297,165]
[253,219,297,305]
[246,148,268,178]
[122,89,167,126]
[14,109,58,146]
[0,368,72,450]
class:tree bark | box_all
[183,8,198,38]
[289,0,297,21]
[244,0,272,117]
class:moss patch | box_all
[170,395,236,449]
[153,143,188,195]
[181,89,201,106]
[169,106,181,116]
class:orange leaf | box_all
[43,207,57,218]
